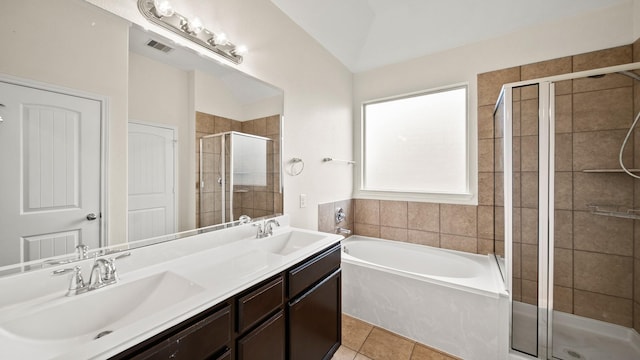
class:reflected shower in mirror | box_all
[198,128,282,228]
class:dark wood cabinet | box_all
[113,242,341,360]
[237,311,286,360]
[215,348,233,360]
[288,270,341,360]
[113,304,232,360]
[236,276,284,333]
[288,244,341,298]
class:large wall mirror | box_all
[0,0,283,272]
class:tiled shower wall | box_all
[483,44,640,330]
[319,42,640,332]
[196,111,282,228]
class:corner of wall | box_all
[634,0,640,41]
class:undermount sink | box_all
[1,271,204,341]
[256,230,327,255]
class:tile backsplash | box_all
[318,198,490,254]
[318,199,354,236]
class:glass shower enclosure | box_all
[495,63,640,359]
[199,131,275,227]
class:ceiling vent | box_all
[146,39,174,53]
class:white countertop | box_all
[0,215,343,359]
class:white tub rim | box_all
[341,235,507,299]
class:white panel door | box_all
[128,122,176,242]
[0,81,102,266]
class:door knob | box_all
[86,213,98,221]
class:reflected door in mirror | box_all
[128,122,176,242]
[0,81,102,266]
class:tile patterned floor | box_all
[333,314,460,360]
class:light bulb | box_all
[234,45,248,55]
[153,0,174,17]
[188,17,204,34]
[215,32,228,45]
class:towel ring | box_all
[288,158,304,176]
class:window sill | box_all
[352,189,477,205]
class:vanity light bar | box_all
[137,0,245,64]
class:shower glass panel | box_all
[199,131,274,227]
[498,63,640,360]
[510,84,541,358]
[494,94,505,276]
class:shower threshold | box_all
[511,302,640,360]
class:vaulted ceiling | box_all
[270,0,627,72]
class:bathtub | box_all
[341,236,509,360]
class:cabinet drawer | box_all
[214,348,232,360]
[288,243,341,298]
[237,310,285,360]
[131,305,231,360]
[237,276,284,333]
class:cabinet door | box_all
[288,270,341,360]
[237,310,285,360]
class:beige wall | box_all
[242,95,284,122]
[0,0,129,243]
[194,70,246,122]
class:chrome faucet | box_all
[52,252,130,296]
[89,258,114,289]
[254,219,280,238]
[336,227,352,235]
[44,244,90,266]
[53,266,87,296]
[75,244,89,259]
[253,221,265,238]
[264,219,280,237]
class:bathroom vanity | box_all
[0,215,342,360]
[113,243,341,360]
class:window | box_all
[357,84,474,203]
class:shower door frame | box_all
[200,131,274,225]
[500,62,640,359]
